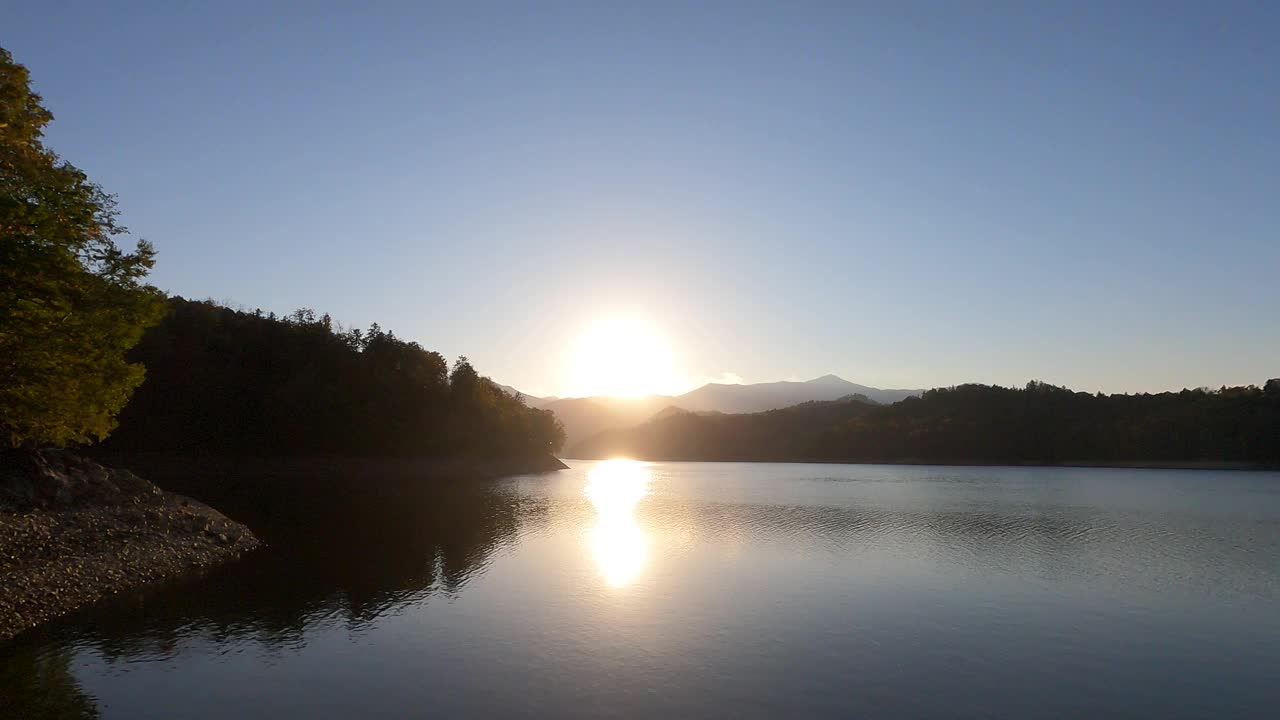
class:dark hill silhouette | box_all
[648,405,726,422]
[568,380,1280,467]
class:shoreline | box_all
[90,451,569,480]
[86,453,569,509]
[562,457,1279,472]
[0,496,259,643]
[0,451,260,642]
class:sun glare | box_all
[585,459,652,587]
[565,317,679,398]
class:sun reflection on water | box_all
[585,459,652,587]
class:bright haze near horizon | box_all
[7,2,1278,398]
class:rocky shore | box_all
[0,449,259,642]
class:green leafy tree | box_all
[0,48,164,448]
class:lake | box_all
[3,460,1279,718]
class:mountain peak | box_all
[805,374,850,385]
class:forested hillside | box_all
[570,381,1280,466]
[104,298,565,457]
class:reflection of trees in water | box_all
[29,460,543,662]
[0,649,98,719]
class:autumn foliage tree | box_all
[0,48,164,447]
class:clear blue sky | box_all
[7,1,1278,396]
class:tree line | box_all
[102,298,564,457]
[570,381,1280,466]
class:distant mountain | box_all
[569,394,881,460]
[494,383,526,398]
[674,375,921,414]
[494,384,557,408]
[648,405,724,422]
[539,395,675,448]
[544,376,922,450]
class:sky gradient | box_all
[7,1,1278,396]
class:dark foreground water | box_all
[3,460,1279,719]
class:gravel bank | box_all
[0,450,258,642]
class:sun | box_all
[564,317,680,398]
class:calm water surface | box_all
[4,460,1279,718]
